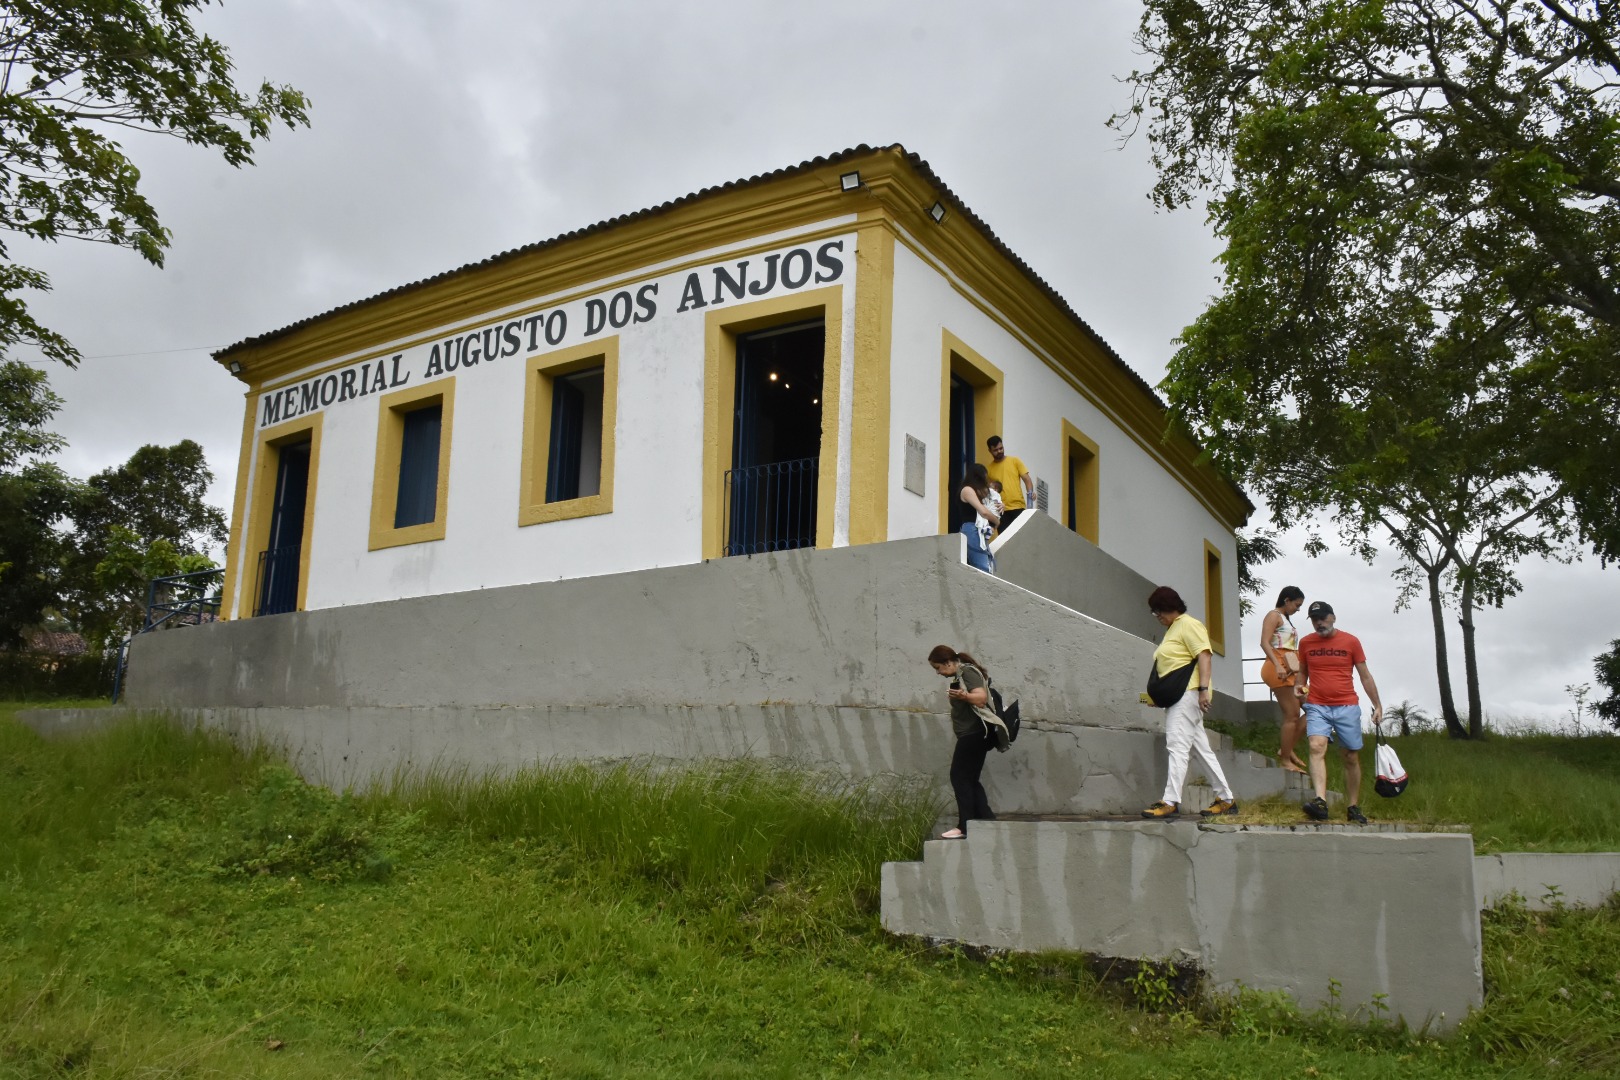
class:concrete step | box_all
[883,819,1481,1030]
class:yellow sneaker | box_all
[1201,798,1238,817]
[1140,801,1179,819]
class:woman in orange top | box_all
[1260,586,1307,772]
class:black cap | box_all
[1307,601,1334,620]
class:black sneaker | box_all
[1303,796,1330,821]
[1346,804,1369,825]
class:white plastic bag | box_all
[1374,737,1409,798]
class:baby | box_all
[986,479,1006,523]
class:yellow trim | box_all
[701,285,843,561]
[518,337,618,526]
[368,379,455,551]
[1203,538,1226,657]
[936,330,1004,534]
[240,413,323,618]
[219,391,258,620]
[1061,419,1100,545]
[848,217,894,545]
[218,147,1248,529]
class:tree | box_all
[1385,700,1434,737]
[1235,529,1281,617]
[1170,274,1575,737]
[1595,640,1620,730]
[1113,0,1620,562]
[0,0,310,366]
[0,459,75,648]
[61,439,225,647]
[1115,1,1613,736]
[0,356,61,468]
[0,357,72,647]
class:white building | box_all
[214,144,1251,686]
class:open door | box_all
[255,438,310,616]
[726,320,824,555]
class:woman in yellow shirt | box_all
[1141,585,1237,819]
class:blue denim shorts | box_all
[1305,703,1364,751]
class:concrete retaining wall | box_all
[882,820,1482,1029]
[18,704,1299,817]
[127,535,1161,732]
[1474,852,1620,910]
[990,511,1161,644]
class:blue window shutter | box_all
[394,404,442,528]
[546,377,586,502]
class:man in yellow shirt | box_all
[984,435,1035,531]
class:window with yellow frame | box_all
[369,379,454,550]
[519,337,618,526]
[1203,539,1226,656]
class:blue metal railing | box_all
[724,457,819,556]
[253,544,302,617]
[143,568,224,631]
[112,567,226,703]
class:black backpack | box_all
[986,676,1022,744]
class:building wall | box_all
[228,220,861,616]
[884,240,1243,686]
[223,206,1244,674]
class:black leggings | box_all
[949,728,997,831]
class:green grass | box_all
[1209,720,1620,852]
[4,707,1620,1077]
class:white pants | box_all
[1162,688,1234,804]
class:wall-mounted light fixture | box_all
[226,360,243,375]
[840,171,862,192]
[928,201,947,224]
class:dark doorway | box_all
[726,320,823,555]
[946,373,976,532]
[256,439,310,616]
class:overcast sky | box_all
[14,0,1618,726]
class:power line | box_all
[79,345,223,359]
[8,345,222,366]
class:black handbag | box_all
[1146,661,1195,708]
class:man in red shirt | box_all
[1296,601,1384,824]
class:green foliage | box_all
[0,357,63,470]
[1235,528,1280,616]
[1386,699,1435,737]
[61,439,226,647]
[0,647,114,697]
[210,765,393,885]
[1,360,227,650]
[0,0,310,367]
[0,460,76,648]
[6,708,1620,1076]
[1210,721,1620,853]
[1466,894,1620,1074]
[1117,0,1619,735]
[1595,640,1620,730]
[381,759,939,916]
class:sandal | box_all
[939,828,965,839]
